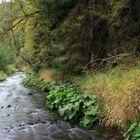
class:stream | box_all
[0,72,123,140]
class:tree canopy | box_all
[0,0,140,74]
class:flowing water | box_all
[0,72,123,140]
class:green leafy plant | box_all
[124,118,140,140]
[23,75,100,128]
[46,84,100,128]
[108,0,117,7]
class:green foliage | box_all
[0,39,16,73]
[0,71,7,81]
[124,118,140,140]
[0,1,36,73]
[23,74,100,128]
[108,0,117,7]
[23,74,43,90]
[0,44,14,67]
[5,65,16,75]
[1,0,140,74]
[26,0,109,73]
[25,0,140,74]
[47,83,99,128]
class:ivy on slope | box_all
[23,74,100,128]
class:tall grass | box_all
[72,60,140,128]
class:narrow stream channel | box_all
[0,72,122,140]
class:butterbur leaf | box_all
[86,106,99,116]
[84,101,94,107]
[57,92,65,98]
[124,122,138,137]
[132,127,140,138]
[58,106,65,116]
[80,117,92,128]
[46,101,54,109]
[124,119,140,140]
[68,111,77,120]
[24,75,100,129]
[53,99,61,107]
[74,101,81,108]
[63,104,73,111]
[66,92,75,98]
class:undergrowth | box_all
[0,65,16,82]
[5,64,16,75]
[0,71,7,81]
[124,118,140,140]
[23,58,140,139]
[23,74,100,128]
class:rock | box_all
[18,123,26,128]
[28,92,33,96]
[7,105,11,108]
[1,106,4,109]
[10,126,14,129]
[27,122,34,125]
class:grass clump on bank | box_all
[23,74,100,128]
[5,64,16,75]
[0,71,7,81]
[0,65,16,82]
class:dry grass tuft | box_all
[93,69,140,127]
[38,69,55,82]
[20,65,31,73]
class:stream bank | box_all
[0,72,122,140]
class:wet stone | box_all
[27,122,34,125]
[17,127,25,130]
[18,123,26,127]
[7,105,11,108]
[28,92,33,96]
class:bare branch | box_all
[0,11,39,35]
